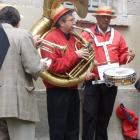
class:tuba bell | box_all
[31,0,89,36]
[31,0,94,87]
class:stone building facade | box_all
[0,1,140,140]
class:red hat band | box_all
[52,8,70,26]
[96,10,113,15]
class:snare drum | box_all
[103,67,136,86]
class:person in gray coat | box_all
[0,6,51,140]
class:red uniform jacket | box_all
[82,25,129,79]
[41,28,80,88]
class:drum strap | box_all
[85,28,115,64]
[92,80,105,85]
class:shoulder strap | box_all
[0,24,10,69]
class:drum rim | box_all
[103,67,135,77]
[104,72,136,79]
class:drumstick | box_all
[126,56,130,64]
[126,48,134,64]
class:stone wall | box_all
[0,0,43,7]
[128,0,140,15]
[35,88,140,140]
[1,0,140,15]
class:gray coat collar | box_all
[1,23,14,28]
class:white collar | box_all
[97,25,111,35]
[94,28,114,46]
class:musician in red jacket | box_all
[41,4,89,140]
[81,6,135,140]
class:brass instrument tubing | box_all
[73,25,95,39]
[40,46,52,53]
[67,59,85,76]
[68,51,94,78]
[39,38,66,50]
[72,55,94,78]
[68,51,93,76]
[73,25,83,31]
[70,54,94,78]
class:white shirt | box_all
[97,25,111,35]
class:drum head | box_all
[103,67,136,86]
[104,67,135,77]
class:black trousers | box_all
[82,80,117,140]
[0,120,10,140]
[47,87,80,140]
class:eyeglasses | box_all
[65,18,75,22]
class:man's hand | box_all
[85,71,95,81]
[127,49,135,63]
[40,58,52,72]
[75,48,90,60]
[94,59,98,66]
[33,35,42,49]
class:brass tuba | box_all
[31,0,89,36]
[31,0,94,87]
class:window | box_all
[64,0,128,26]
